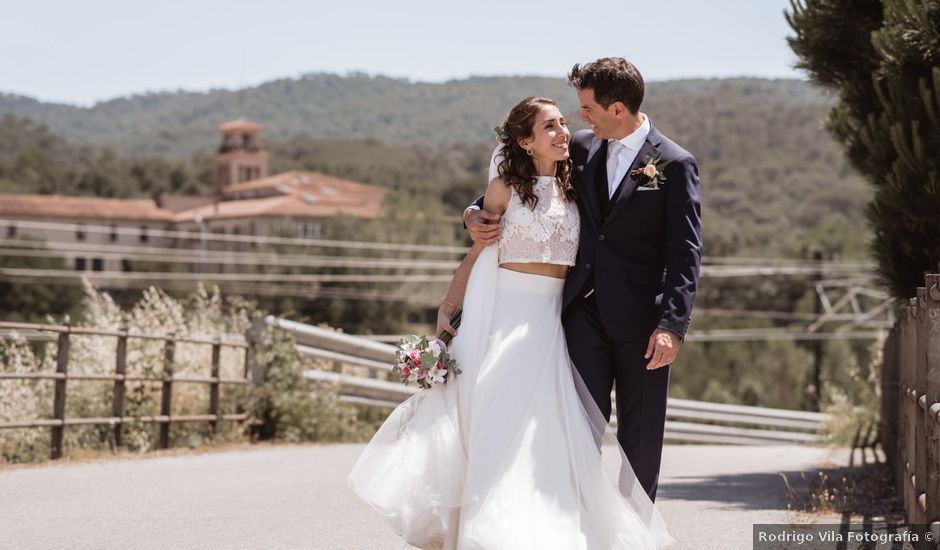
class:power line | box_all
[0,267,452,284]
[0,274,442,303]
[0,274,890,340]
[0,242,874,279]
[703,256,875,268]
[693,308,821,321]
[360,328,884,343]
[0,219,878,270]
[684,329,884,342]
[0,218,467,255]
[700,265,872,278]
[0,243,461,271]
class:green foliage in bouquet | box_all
[393,326,462,390]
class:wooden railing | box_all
[0,321,253,459]
[266,316,832,445]
[880,273,940,531]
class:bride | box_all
[348,97,673,549]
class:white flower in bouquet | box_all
[428,362,447,384]
[400,335,420,353]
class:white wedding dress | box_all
[349,176,673,549]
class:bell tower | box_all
[214,119,268,195]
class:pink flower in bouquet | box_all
[401,366,411,377]
[408,349,422,367]
[417,371,427,379]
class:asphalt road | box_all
[0,443,844,550]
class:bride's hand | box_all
[437,304,458,341]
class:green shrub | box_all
[247,325,381,442]
[820,336,883,446]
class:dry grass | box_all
[782,447,905,524]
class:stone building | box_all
[0,120,386,276]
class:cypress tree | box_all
[787,0,940,298]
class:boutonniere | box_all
[630,156,670,189]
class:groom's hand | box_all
[464,208,501,246]
[645,328,680,370]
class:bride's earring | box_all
[526,148,533,156]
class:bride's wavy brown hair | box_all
[495,97,575,209]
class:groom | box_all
[463,57,702,502]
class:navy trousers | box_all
[562,292,671,502]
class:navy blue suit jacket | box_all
[472,124,702,341]
[565,125,701,341]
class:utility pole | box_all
[810,249,824,411]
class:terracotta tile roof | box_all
[222,170,385,203]
[0,171,385,224]
[175,192,384,222]
[158,195,217,213]
[218,119,263,133]
[0,194,176,222]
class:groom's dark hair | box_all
[568,57,644,114]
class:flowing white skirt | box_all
[349,252,673,549]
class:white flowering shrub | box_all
[1,283,252,463]
[0,334,55,462]
[1,282,385,464]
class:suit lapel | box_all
[603,125,663,226]
[580,137,606,226]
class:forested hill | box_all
[0,74,870,259]
[0,74,825,156]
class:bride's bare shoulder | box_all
[484,176,511,213]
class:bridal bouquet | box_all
[392,309,462,389]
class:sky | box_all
[0,0,804,107]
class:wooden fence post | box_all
[901,305,916,517]
[50,326,70,459]
[881,326,899,469]
[209,339,221,433]
[913,287,928,524]
[159,335,175,449]
[245,344,256,383]
[924,274,940,527]
[245,317,266,384]
[111,329,128,447]
[1,322,250,460]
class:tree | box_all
[0,241,84,322]
[787,0,940,299]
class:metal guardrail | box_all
[267,317,831,446]
[304,370,827,445]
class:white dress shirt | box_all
[605,113,650,198]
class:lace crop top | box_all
[498,176,580,266]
